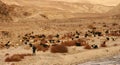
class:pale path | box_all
[79,55,120,65]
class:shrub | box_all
[61,40,76,46]
[11,63,15,65]
[112,23,118,26]
[0,43,5,49]
[84,44,91,49]
[5,53,9,56]
[51,44,68,53]
[113,44,118,46]
[5,55,22,62]
[47,35,53,39]
[88,25,96,29]
[34,44,49,52]
[5,53,32,62]
[23,12,31,16]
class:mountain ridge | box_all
[0,0,116,22]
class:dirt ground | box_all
[0,0,120,65]
[0,18,120,65]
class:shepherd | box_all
[32,45,36,55]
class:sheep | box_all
[5,41,10,49]
[95,32,102,36]
[77,39,87,46]
[85,33,89,38]
[91,44,98,49]
[106,37,110,41]
[100,41,107,47]
[111,37,115,41]
[29,43,33,47]
[29,35,35,39]
[38,34,46,38]
[108,30,120,36]
[56,40,61,43]
[24,40,29,45]
[105,30,109,34]
[54,34,60,38]
[40,39,48,44]
[76,31,80,35]
[75,36,79,38]
[49,39,55,43]
[75,42,81,46]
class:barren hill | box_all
[2,0,113,14]
[0,0,114,22]
[108,4,120,14]
[0,0,46,22]
[0,0,13,22]
[107,4,120,18]
[52,0,120,6]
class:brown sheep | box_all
[40,39,48,44]
[77,39,87,46]
[100,41,107,47]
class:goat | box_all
[91,44,98,49]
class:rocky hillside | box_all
[108,4,120,14]
[0,0,13,22]
[0,0,114,22]
[0,0,41,22]
[2,0,113,13]
[108,4,120,18]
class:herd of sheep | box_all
[3,28,119,55]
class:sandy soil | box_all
[0,19,119,65]
[0,0,120,65]
[79,55,120,65]
[0,44,120,65]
